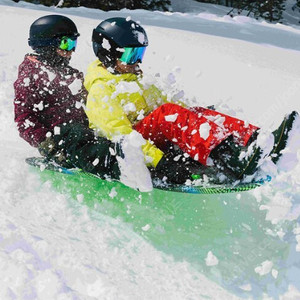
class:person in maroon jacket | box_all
[14,15,124,179]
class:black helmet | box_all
[28,15,79,50]
[92,17,148,67]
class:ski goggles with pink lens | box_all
[59,36,77,51]
[120,46,146,65]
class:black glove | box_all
[38,137,56,158]
[39,136,68,164]
[155,152,192,184]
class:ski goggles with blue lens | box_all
[120,47,146,65]
[59,36,77,51]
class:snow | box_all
[23,77,30,87]
[254,260,274,276]
[68,77,82,95]
[142,224,151,231]
[123,102,137,113]
[53,126,60,135]
[205,251,219,266]
[113,81,141,97]
[102,38,111,51]
[164,113,178,122]
[239,283,252,291]
[134,29,148,45]
[272,269,279,279]
[34,101,44,111]
[92,158,99,166]
[199,122,211,140]
[76,193,84,203]
[43,67,56,82]
[117,131,153,192]
[1,0,300,299]
[296,231,300,251]
[109,187,118,199]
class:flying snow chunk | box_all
[34,101,44,111]
[174,155,181,162]
[142,224,150,231]
[137,109,145,120]
[214,115,225,127]
[102,38,111,50]
[45,69,56,81]
[54,126,60,135]
[40,164,46,172]
[68,78,82,95]
[205,251,219,266]
[199,123,211,140]
[167,73,176,85]
[254,260,273,276]
[272,269,278,279]
[109,147,116,156]
[239,284,252,291]
[75,101,83,109]
[92,158,99,166]
[23,77,30,87]
[114,81,140,96]
[133,30,147,45]
[117,131,153,192]
[109,187,117,199]
[123,103,136,113]
[165,113,178,122]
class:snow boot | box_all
[210,111,299,180]
[209,135,264,180]
[269,111,299,164]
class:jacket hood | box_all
[84,59,138,92]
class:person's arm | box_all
[14,103,49,147]
[85,83,163,167]
[14,64,49,147]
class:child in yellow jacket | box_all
[85,17,298,184]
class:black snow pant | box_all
[39,123,123,180]
[158,135,262,183]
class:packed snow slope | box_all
[170,0,300,27]
[1,0,300,299]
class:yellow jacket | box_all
[84,60,168,167]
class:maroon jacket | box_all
[14,54,88,147]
